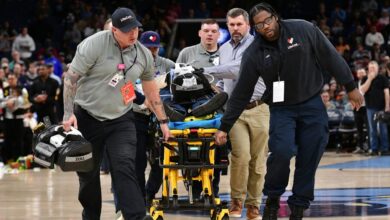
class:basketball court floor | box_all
[1,151,390,220]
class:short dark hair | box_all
[226,8,249,23]
[201,18,218,27]
[249,2,280,26]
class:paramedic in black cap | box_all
[112,7,142,33]
[63,6,170,220]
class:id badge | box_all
[212,57,219,66]
[273,81,285,103]
[121,81,136,105]
[108,73,124,87]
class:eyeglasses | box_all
[254,15,274,30]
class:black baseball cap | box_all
[112,7,142,33]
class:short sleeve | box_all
[70,38,100,76]
[139,49,155,81]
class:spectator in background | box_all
[46,63,62,85]
[365,25,384,49]
[44,47,63,79]
[1,63,9,78]
[351,24,366,46]
[329,79,338,100]
[29,64,59,123]
[321,90,337,110]
[63,24,82,49]
[12,27,36,61]
[157,20,171,47]
[360,60,390,156]
[370,42,386,62]
[361,0,379,13]
[330,3,347,25]
[141,13,157,31]
[211,0,226,18]
[186,8,195,18]
[1,21,17,42]
[386,62,390,82]
[12,63,24,79]
[331,18,344,36]
[353,67,369,154]
[318,18,331,36]
[0,68,6,86]
[0,32,11,58]
[335,36,350,58]
[24,61,38,90]
[195,1,210,18]
[171,38,187,60]
[377,9,390,31]
[9,50,22,72]
[334,90,351,110]
[351,43,371,69]
[1,73,29,163]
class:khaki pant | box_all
[229,104,269,207]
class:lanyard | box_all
[118,44,137,80]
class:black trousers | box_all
[75,106,145,220]
[37,109,58,124]
[353,106,368,149]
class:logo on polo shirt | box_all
[287,37,299,50]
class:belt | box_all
[245,100,264,110]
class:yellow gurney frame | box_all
[150,128,229,220]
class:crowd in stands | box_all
[1,0,390,162]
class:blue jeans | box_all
[264,95,328,209]
[366,108,389,152]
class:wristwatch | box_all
[158,118,169,124]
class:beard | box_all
[231,33,243,43]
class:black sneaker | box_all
[192,92,228,117]
[263,197,280,220]
[163,103,185,122]
[381,151,390,156]
[366,150,379,156]
[289,205,305,220]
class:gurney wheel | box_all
[210,209,217,220]
[172,196,179,209]
[221,214,229,220]
[204,195,210,208]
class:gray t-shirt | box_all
[70,30,155,121]
[155,55,175,74]
[176,43,220,68]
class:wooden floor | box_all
[1,151,390,219]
